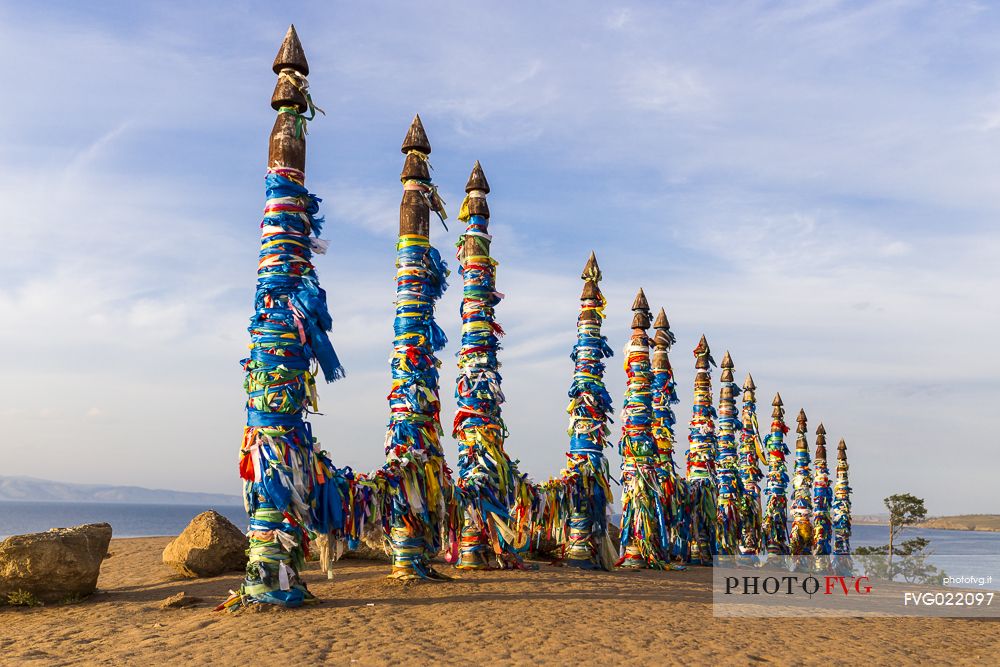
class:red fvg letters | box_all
[823,576,872,595]
[824,576,847,595]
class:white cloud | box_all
[607,8,632,30]
[879,241,911,257]
[620,64,711,113]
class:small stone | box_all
[160,592,201,609]
[162,510,248,578]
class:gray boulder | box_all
[348,533,392,562]
[162,510,248,577]
[529,523,622,559]
[0,523,113,603]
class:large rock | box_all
[348,533,392,562]
[529,523,622,559]
[0,523,112,603]
[162,510,247,578]
[314,532,391,573]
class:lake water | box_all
[1,502,997,588]
[852,523,1000,555]
[2,502,997,551]
[0,500,248,539]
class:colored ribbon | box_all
[714,370,742,557]
[833,441,852,573]
[617,327,671,569]
[812,436,833,557]
[533,268,615,570]
[737,384,764,556]
[453,213,533,570]
[381,198,455,579]
[789,420,814,561]
[685,340,718,565]
[763,405,791,560]
[231,166,349,609]
[651,328,685,564]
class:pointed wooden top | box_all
[743,372,756,390]
[838,438,847,460]
[816,422,826,436]
[653,328,672,349]
[694,335,709,356]
[719,351,733,382]
[796,408,808,433]
[273,25,309,76]
[773,392,783,407]
[401,114,431,154]
[694,334,713,370]
[631,288,649,312]
[653,307,669,330]
[581,252,601,281]
[631,289,650,329]
[465,160,490,194]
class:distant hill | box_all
[0,475,241,506]
[919,515,1000,532]
[852,514,889,525]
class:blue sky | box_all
[1,1,998,515]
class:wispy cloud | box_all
[619,64,712,113]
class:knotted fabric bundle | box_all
[381,231,456,579]
[737,376,765,557]
[534,255,615,570]
[789,410,814,566]
[650,311,685,564]
[616,293,671,569]
[453,191,533,570]
[763,395,791,562]
[230,167,349,609]
[812,425,833,557]
[714,353,743,557]
[685,336,718,565]
[832,439,852,574]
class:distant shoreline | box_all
[0,475,241,506]
[855,515,1000,532]
[918,515,1000,533]
[0,498,244,507]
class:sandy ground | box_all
[0,537,996,666]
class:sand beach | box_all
[1,536,996,666]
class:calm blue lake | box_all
[1,502,998,552]
[0,500,248,539]
[852,523,1000,555]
